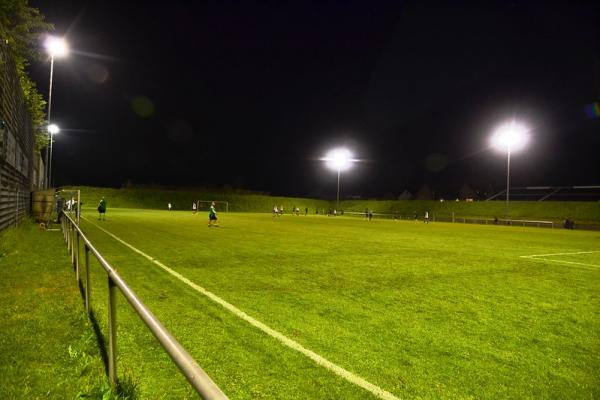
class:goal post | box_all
[196,200,229,212]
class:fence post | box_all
[108,276,118,385]
[71,224,76,267]
[85,245,90,314]
[75,231,80,280]
[67,220,72,252]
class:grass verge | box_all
[0,221,136,399]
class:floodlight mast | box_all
[44,36,68,188]
[48,124,60,189]
[491,121,529,217]
[323,148,354,211]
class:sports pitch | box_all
[77,208,600,399]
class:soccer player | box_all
[424,211,429,223]
[208,201,218,227]
[98,197,107,221]
[168,202,172,211]
[192,202,197,214]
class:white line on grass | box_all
[523,258,600,270]
[83,218,400,400]
[519,250,600,270]
[520,250,600,258]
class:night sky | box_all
[30,1,599,198]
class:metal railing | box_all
[61,212,228,399]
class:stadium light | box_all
[48,124,60,188]
[44,36,69,58]
[491,120,529,216]
[322,148,356,211]
[44,36,69,188]
[48,124,60,135]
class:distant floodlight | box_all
[322,147,358,211]
[491,120,531,217]
[323,148,354,172]
[491,121,529,152]
[45,36,69,58]
[48,124,60,134]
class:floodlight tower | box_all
[491,120,529,216]
[323,148,355,211]
[47,124,60,187]
[44,36,69,188]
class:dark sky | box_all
[30,0,599,198]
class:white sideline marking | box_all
[84,218,400,400]
[520,250,600,258]
[523,258,600,270]
[519,250,600,270]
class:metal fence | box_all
[61,212,228,399]
[343,211,555,228]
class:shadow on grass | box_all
[88,308,109,376]
[78,279,139,399]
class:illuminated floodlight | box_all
[322,147,358,211]
[323,148,354,171]
[45,36,69,58]
[44,36,69,188]
[491,121,529,152]
[48,124,60,134]
[490,119,531,217]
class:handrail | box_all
[61,211,228,400]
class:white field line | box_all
[523,258,600,270]
[520,250,600,258]
[519,250,600,270]
[83,218,400,400]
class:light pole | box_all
[491,120,529,217]
[47,124,59,187]
[323,148,355,211]
[44,36,68,188]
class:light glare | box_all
[491,121,529,152]
[323,148,354,171]
[45,36,69,57]
[48,124,60,134]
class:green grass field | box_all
[72,208,599,399]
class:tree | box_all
[0,0,53,151]
[416,185,433,200]
[397,190,413,200]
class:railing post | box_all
[108,276,118,385]
[71,224,76,267]
[67,220,72,252]
[66,219,69,248]
[85,244,90,314]
[75,230,80,281]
